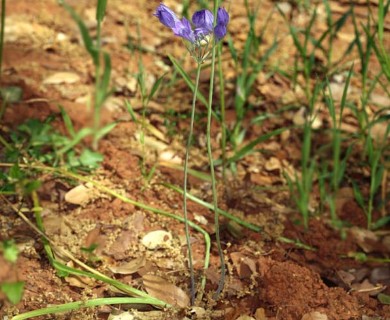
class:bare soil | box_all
[1,1,390,319]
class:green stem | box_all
[11,297,160,320]
[209,0,225,299]
[163,182,262,232]
[0,163,211,302]
[184,63,202,305]
[92,17,102,150]
[0,134,12,151]
[218,43,227,182]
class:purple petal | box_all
[194,27,210,38]
[217,7,229,26]
[154,3,180,29]
[173,17,195,43]
[192,9,214,32]
[214,24,227,40]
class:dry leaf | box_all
[351,279,385,296]
[301,311,328,320]
[370,267,390,286]
[370,121,389,144]
[141,230,172,250]
[64,184,94,205]
[264,157,282,172]
[135,132,167,152]
[64,275,95,288]
[108,312,134,320]
[230,252,256,279]
[236,316,255,320]
[108,256,146,275]
[43,72,80,85]
[254,308,267,320]
[158,150,182,164]
[350,227,379,253]
[142,274,189,308]
[194,214,208,225]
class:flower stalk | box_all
[154,2,229,303]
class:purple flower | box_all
[192,9,214,34]
[154,3,229,53]
[214,24,227,41]
[217,7,229,26]
[154,3,180,29]
[215,8,229,40]
[173,17,196,43]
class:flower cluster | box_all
[154,3,229,62]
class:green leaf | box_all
[352,182,365,210]
[78,149,103,169]
[124,99,138,123]
[169,55,209,108]
[96,0,108,22]
[224,127,288,165]
[371,215,390,230]
[81,243,98,253]
[0,281,24,304]
[378,293,390,305]
[57,127,93,155]
[227,35,238,64]
[61,1,98,65]
[2,240,19,263]
[95,122,117,142]
[0,86,23,103]
[99,52,112,101]
[59,105,75,137]
[23,180,42,195]
[147,73,166,103]
[9,164,23,181]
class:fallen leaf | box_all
[254,308,267,320]
[108,256,146,275]
[194,214,208,225]
[141,230,172,250]
[370,267,390,286]
[378,293,390,305]
[43,72,80,85]
[230,252,257,279]
[190,307,206,317]
[142,274,189,308]
[264,157,282,172]
[351,279,385,296]
[64,184,94,205]
[108,312,134,320]
[158,150,182,164]
[301,311,328,320]
[350,227,379,253]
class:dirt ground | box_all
[0,0,390,319]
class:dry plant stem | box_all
[209,0,225,299]
[0,162,210,298]
[184,63,202,305]
[0,194,166,304]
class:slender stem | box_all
[184,63,202,305]
[0,134,12,151]
[11,297,161,320]
[218,43,227,182]
[92,18,102,150]
[0,0,5,83]
[209,0,225,299]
